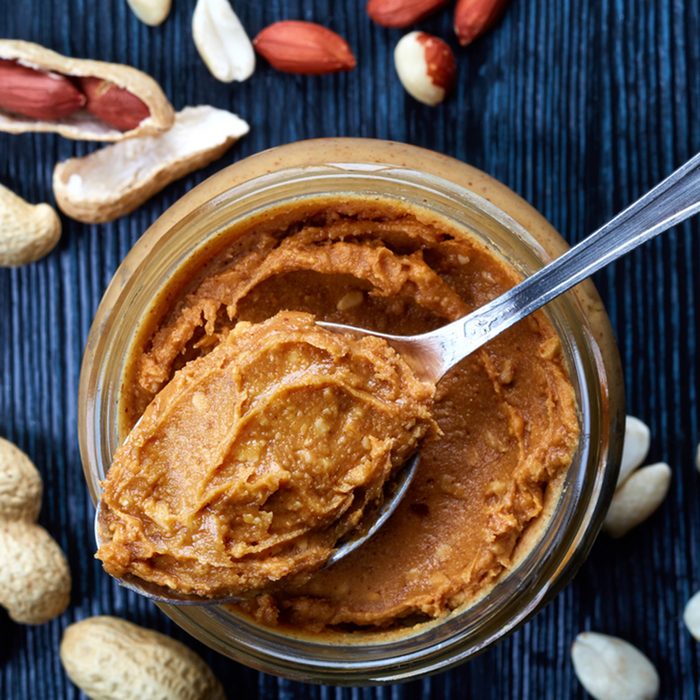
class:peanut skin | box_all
[80,77,150,131]
[454,0,510,46]
[0,59,85,120]
[367,0,449,28]
[254,21,357,74]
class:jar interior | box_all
[79,164,617,683]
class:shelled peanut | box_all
[127,0,172,27]
[571,632,660,700]
[453,0,511,46]
[0,60,85,120]
[253,21,356,74]
[603,416,671,538]
[394,32,456,106]
[367,0,449,28]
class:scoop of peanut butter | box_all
[96,311,435,598]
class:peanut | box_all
[0,182,61,267]
[367,0,449,28]
[80,77,150,132]
[254,21,356,75]
[571,632,659,700]
[617,415,651,486]
[0,437,71,623]
[684,590,700,640]
[604,462,671,538]
[60,616,225,700]
[0,59,85,120]
[394,32,457,106]
[454,0,510,47]
[192,0,256,83]
[126,0,172,26]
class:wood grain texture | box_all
[1,0,699,698]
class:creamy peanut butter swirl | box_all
[98,311,435,598]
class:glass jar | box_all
[78,138,624,684]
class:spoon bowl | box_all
[93,452,421,605]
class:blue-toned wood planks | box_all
[1,0,699,697]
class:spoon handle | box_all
[433,151,700,375]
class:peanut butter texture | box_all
[107,197,579,631]
[97,312,435,597]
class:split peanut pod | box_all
[0,183,61,266]
[53,105,249,223]
[0,40,174,141]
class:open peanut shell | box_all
[53,106,249,223]
[0,40,175,141]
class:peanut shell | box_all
[53,106,249,223]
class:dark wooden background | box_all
[1,0,699,697]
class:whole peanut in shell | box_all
[61,616,226,700]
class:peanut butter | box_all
[100,196,579,632]
[97,312,435,597]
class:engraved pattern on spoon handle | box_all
[434,151,700,375]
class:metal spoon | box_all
[95,151,700,605]
[322,150,700,546]
[322,151,700,384]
